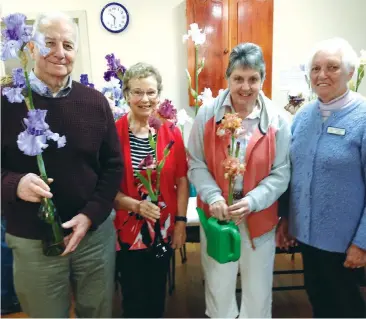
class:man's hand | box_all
[344,244,366,269]
[209,200,229,221]
[17,173,53,202]
[61,213,92,256]
[171,221,186,250]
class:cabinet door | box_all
[186,0,229,103]
[229,0,274,98]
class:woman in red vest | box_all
[188,43,291,318]
[114,62,188,318]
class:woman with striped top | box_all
[114,62,189,318]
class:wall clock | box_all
[100,2,129,33]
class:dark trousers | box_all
[117,246,171,318]
[299,242,366,318]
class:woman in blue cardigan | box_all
[277,38,366,318]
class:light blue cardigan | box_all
[289,93,366,253]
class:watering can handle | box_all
[227,224,241,262]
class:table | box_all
[187,197,199,226]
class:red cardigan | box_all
[114,114,188,250]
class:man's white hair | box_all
[307,37,358,74]
[33,11,79,50]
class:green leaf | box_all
[148,132,156,150]
[157,158,166,172]
[135,171,157,201]
[185,69,192,86]
[185,69,198,98]
[163,147,172,157]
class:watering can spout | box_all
[196,207,208,233]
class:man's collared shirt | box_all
[29,70,72,98]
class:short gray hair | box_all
[307,37,358,74]
[33,12,79,50]
[226,43,266,82]
[122,62,163,99]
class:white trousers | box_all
[200,224,276,318]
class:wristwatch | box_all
[175,216,187,223]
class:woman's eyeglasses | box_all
[129,89,158,100]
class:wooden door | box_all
[229,0,274,97]
[186,0,229,103]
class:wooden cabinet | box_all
[186,0,273,98]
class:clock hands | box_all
[109,13,116,26]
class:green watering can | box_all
[197,207,241,263]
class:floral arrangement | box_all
[216,113,246,205]
[183,23,206,116]
[135,104,177,258]
[1,13,67,255]
[154,99,177,124]
[135,100,177,203]
[349,49,366,92]
[284,90,306,115]
[80,53,128,121]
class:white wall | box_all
[1,0,366,120]
[0,0,190,111]
[273,0,366,108]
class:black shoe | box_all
[1,302,22,315]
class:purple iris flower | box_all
[31,32,50,56]
[1,13,49,61]
[17,109,66,156]
[103,70,117,82]
[157,99,177,121]
[2,87,24,103]
[148,116,162,131]
[80,74,95,88]
[2,28,19,42]
[2,13,27,30]
[113,108,126,121]
[12,68,26,88]
[104,54,126,81]
[138,154,156,170]
[1,14,28,59]
[105,54,126,72]
[113,87,122,100]
[1,40,22,60]
[20,24,33,43]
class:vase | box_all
[150,200,172,259]
[38,198,65,256]
[151,218,172,260]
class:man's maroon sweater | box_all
[1,82,123,239]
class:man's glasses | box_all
[129,89,158,100]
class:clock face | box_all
[101,2,129,33]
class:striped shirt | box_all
[129,130,156,173]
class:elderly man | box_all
[1,12,123,317]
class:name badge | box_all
[327,126,346,136]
